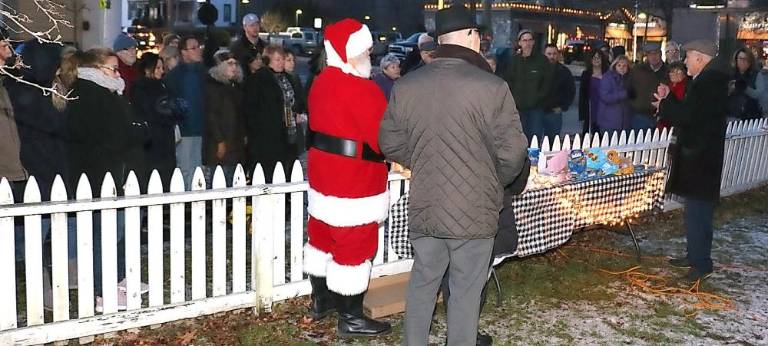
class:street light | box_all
[295,9,303,26]
[364,15,371,21]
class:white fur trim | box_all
[303,243,332,277]
[326,259,372,296]
[324,24,372,78]
[346,24,372,60]
[308,188,389,227]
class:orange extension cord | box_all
[557,246,734,317]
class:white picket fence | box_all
[0,120,766,344]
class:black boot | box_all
[309,276,335,320]
[334,292,391,337]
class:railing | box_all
[0,119,766,344]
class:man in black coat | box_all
[653,39,729,282]
[230,13,267,77]
[542,43,575,140]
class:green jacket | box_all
[502,52,553,111]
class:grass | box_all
[51,184,768,344]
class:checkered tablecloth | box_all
[388,168,666,260]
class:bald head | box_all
[684,50,713,77]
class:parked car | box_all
[388,32,426,61]
[563,39,591,64]
[371,31,402,64]
[269,27,320,56]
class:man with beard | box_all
[302,18,391,338]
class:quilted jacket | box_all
[379,56,528,239]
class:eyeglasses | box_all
[100,65,119,73]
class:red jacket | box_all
[118,59,139,101]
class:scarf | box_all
[434,44,493,73]
[77,67,126,95]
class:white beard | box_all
[349,57,372,79]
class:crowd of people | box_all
[0,5,759,344]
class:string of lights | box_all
[424,2,612,20]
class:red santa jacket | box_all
[306,66,389,227]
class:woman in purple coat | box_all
[597,55,633,133]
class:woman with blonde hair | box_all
[597,55,633,132]
[64,47,149,311]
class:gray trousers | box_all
[404,232,494,346]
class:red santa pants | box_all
[303,216,379,295]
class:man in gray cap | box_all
[229,13,267,76]
[379,5,527,346]
[653,39,728,283]
[627,42,669,130]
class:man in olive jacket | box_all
[502,29,552,141]
[629,43,669,130]
[653,39,728,283]
[379,6,527,346]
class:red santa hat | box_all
[324,18,372,77]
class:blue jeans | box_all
[631,113,657,132]
[92,209,127,296]
[542,112,563,140]
[176,136,202,189]
[684,197,716,273]
[520,108,546,142]
[14,216,78,263]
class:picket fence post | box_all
[99,174,119,314]
[75,174,95,319]
[147,170,164,307]
[212,166,227,297]
[289,162,305,282]
[271,164,287,286]
[50,175,70,321]
[169,169,186,304]
[191,167,207,300]
[24,177,44,325]
[232,165,248,293]
[0,178,17,330]
[252,164,274,313]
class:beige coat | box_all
[0,81,27,182]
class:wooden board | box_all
[363,272,411,319]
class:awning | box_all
[606,24,632,39]
[633,17,667,37]
[738,12,768,40]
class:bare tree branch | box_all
[0,1,75,100]
[0,0,72,44]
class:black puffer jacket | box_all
[68,79,147,194]
[7,41,67,199]
[131,76,178,189]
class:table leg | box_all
[625,222,642,263]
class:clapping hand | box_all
[652,83,670,110]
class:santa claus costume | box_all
[303,18,391,336]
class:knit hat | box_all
[379,53,400,70]
[113,33,137,52]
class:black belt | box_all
[307,129,385,162]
